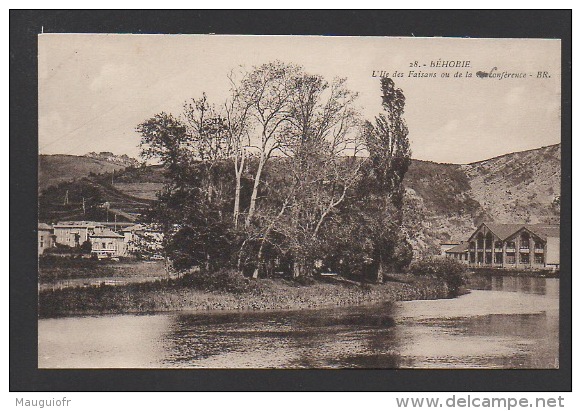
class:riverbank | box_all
[38,274,450,318]
[38,259,169,291]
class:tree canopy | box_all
[136,64,412,281]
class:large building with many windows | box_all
[53,221,106,247]
[445,223,560,270]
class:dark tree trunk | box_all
[376,261,385,284]
[375,249,385,284]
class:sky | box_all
[38,35,561,164]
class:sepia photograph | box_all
[36,34,562,370]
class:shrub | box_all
[39,254,97,268]
[408,256,468,296]
[44,243,76,255]
[80,240,92,254]
[182,269,255,294]
[292,275,316,286]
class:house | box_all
[38,223,55,255]
[120,223,164,257]
[460,223,560,270]
[443,242,470,265]
[120,224,145,247]
[53,221,106,248]
[89,229,127,258]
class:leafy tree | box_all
[223,76,254,228]
[149,161,240,272]
[136,113,190,182]
[137,102,244,272]
[362,77,412,282]
[134,64,414,285]
[237,61,303,229]
[80,240,92,254]
[249,72,363,278]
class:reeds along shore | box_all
[38,274,450,319]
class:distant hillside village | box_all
[84,151,141,168]
[441,223,560,270]
[38,221,163,260]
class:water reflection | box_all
[469,275,559,297]
[161,307,402,368]
[38,276,559,369]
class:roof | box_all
[120,224,144,232]
[89,229,124,239]
[38,223,53,231]
[523,224,560,241]
[445,243,470,254]
[483,224,525,240]
[54,221,104,228]
[470,223,560,242]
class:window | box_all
[535,254,544,264]
[494,253,503,264]
[520,253,529,264]
[506,253,516,264]
[40,239,44,248]
[485,234,494,249]
[477,234,484,249]
[495,241,503,249]
[506,241,515,249]
[485,252,492,264]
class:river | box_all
[38,275,559,369]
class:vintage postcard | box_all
[37,35,561,369]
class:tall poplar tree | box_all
[363,77,412,282]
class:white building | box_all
[89,229,127,258]
[53,221,106,247]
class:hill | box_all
[38,175,156,223]
[463,144,561,225]
[402,160,487,255]
[403,144,561,255]
[38,154,128,192]
[38,155,167,223]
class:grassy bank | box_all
[38,273,449,318]
[39,258,168,282]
